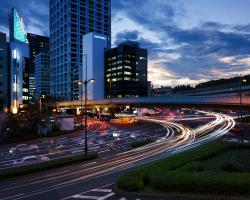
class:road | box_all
[0,120,166,169]
[0,111,235,200]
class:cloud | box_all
[234,24,250,33]
[0,0,49,37]
[1,0,250,88]
[114,30,140,45]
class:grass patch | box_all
[116,143,250,197]
[130,138,154,148]
[0,152,97,179]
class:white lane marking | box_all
[92,189,112,193]
[119,198,126,200]
[3,112,233,200]
[61,184,112,200]
[72,194,98,199]
[98,192,115,200]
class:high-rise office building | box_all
[82,32,108,100]
[35,51,50,99]
[0,33,8,110]
[105,41,148,98]
[27,33,49,99]
[50,0,111,101]
[9,8,30,113]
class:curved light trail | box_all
[0,111,235,200]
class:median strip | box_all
[0,152,98,179]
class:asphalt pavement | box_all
[0,111,236,200]
[0,120,167,169]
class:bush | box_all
[177,161,204,172]
[116,142,250,197]
[0,152,98,179]
[117,171,144,192]
[221,162,246,172]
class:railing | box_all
[57,95,250,107]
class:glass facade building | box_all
[0,33,8,109]
[35,52,50,99]
[49,0,111,101]
[27,33,49,99]
[9,8,30,111]
[82,32,108,100]
[105,41,148,98]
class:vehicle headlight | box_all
[9,150,13,154]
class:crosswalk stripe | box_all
[97,192,115,200]
[92,189,112,193]
[72,194,99,199]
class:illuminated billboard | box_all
[13,9,28,44]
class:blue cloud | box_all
[1,0,250,86]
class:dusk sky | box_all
[1,0,250,87]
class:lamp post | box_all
[77,80,83,119]
[239,75,247,143]
[83,78,95,156]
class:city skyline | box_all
[0,0,250,87]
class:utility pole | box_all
[239,75,246,143]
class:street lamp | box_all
[239,75,247,143]
[77,80,83,117]
[84,78,95,156]
[77,79,94,156]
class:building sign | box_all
[13,9,29,44]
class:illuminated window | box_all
[106,74,111,77]
[124,71,131,75]
[13,83,18,92]
[124,77,131,81]
[22,96,29,100]
[117,66,123,69]
[124,66,131,69]
[124,60,130,64]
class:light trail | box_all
[0,111,235,200]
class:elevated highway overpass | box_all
[57,95,250,109]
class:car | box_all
[96,139,104,145]
[130,133,137,138]
[9,144,39,154]
[113,132,120,137]
[48,144,65,155]
[12,155,50,165]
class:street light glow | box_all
[77,80,82,85]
